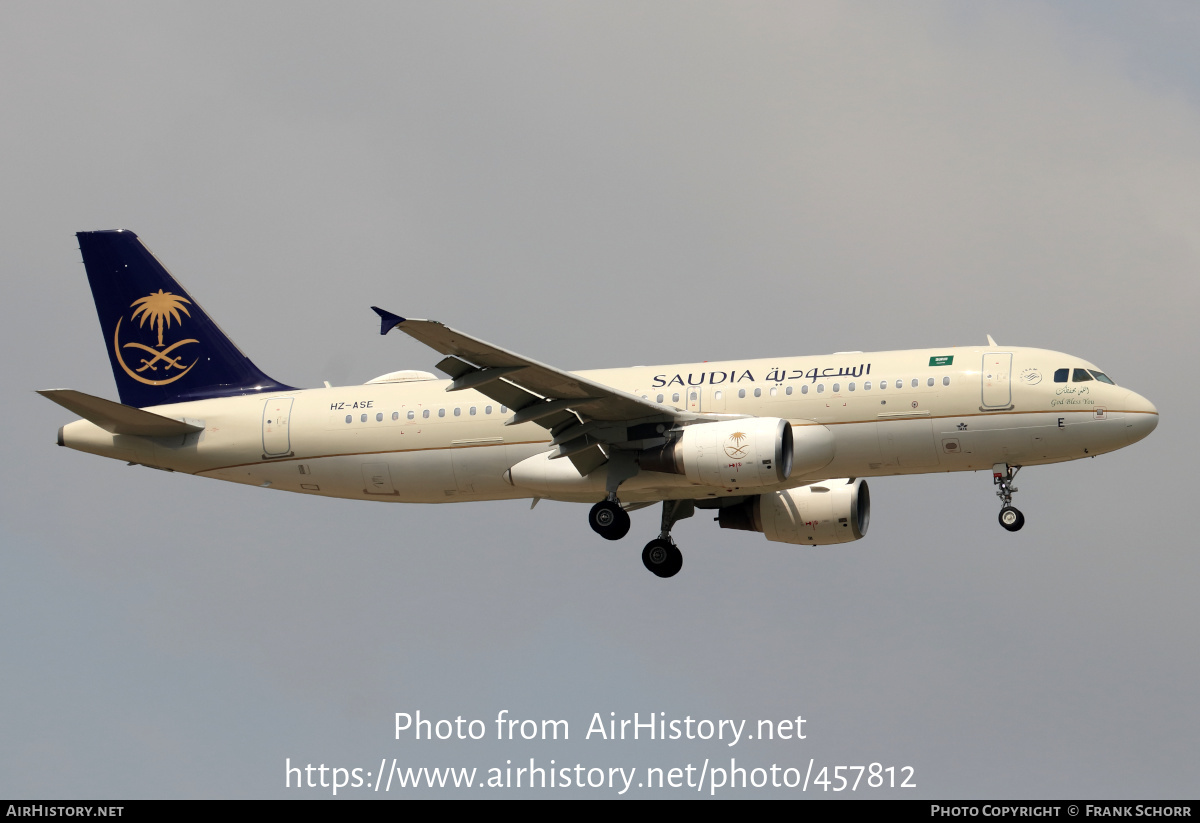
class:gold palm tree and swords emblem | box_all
[724,431,750,459]
[112,290,200,386]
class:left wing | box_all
[371,307,739,475]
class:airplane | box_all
[42,230,1159,578]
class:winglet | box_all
[371,306,406,335]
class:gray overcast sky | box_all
[1,1,1196,798]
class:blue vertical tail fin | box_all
[77,230,293,408]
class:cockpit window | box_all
[1072,368,1093,383]
[1054,368,1069,383]
[1089,370,1115,385]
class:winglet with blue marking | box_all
[371,306,405,335]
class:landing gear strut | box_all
[589,453,638,541]
[993,463,1024,532]
[641,500,693,578]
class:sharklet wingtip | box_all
[370,306,406,335]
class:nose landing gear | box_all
[993,463,1024,532]
[998,506,1025,531]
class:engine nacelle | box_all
[718,478,870,545]
[640,417,794,490]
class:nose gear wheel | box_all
[998,506,1024,531]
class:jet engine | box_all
[718,478,870,545]
[639,417,837,492]
[638,417,794,490]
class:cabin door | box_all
[981,353,1013,409]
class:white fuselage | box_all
[58,345,1158,504]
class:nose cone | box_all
[1123,390,1159,445]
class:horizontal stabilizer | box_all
[37,389,204,437]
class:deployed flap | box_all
[38,389,204,437]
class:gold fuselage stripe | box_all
[191,408,1156,476]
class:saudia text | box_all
[653,363,871,388]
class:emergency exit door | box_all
[262,397,293,456]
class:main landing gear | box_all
[641,500,693,578]
[993,463,1025,532]
[589,498,630,540]
[587,497,694,578]
[642,539,682,579]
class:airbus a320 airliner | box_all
[43,231,1159,577]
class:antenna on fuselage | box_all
[987,334,998,347]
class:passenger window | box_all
[486,405,493,414]
[864,381,871,390]
[785,386,793,395]
[422,409,430,419]
[927,377,934,387]
[1073,369,1093,383]
[1054,368,1069,383]
[714,390,723,401]
[880,380,887,390]
[801,385,809,395]
[754,388,761,398]
[738,389,746,399]
[817,384,825,394]
[672,393,680,402]
[392,411,399,421]
[345,414,351,424]
[942,376,950,386]
[454,407,461,416]
[848,382,855,391]
[911,378,919,388]
[470,406,477,415]
[832,383,840,392]
[656,394,663,403]
[438,409,446,418]
[1089,370,1115,385]
[376,412,383,422]
[770,387,777,396]
[407,411,415,420]
[360,414,367,422]
[501,406,507,413]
